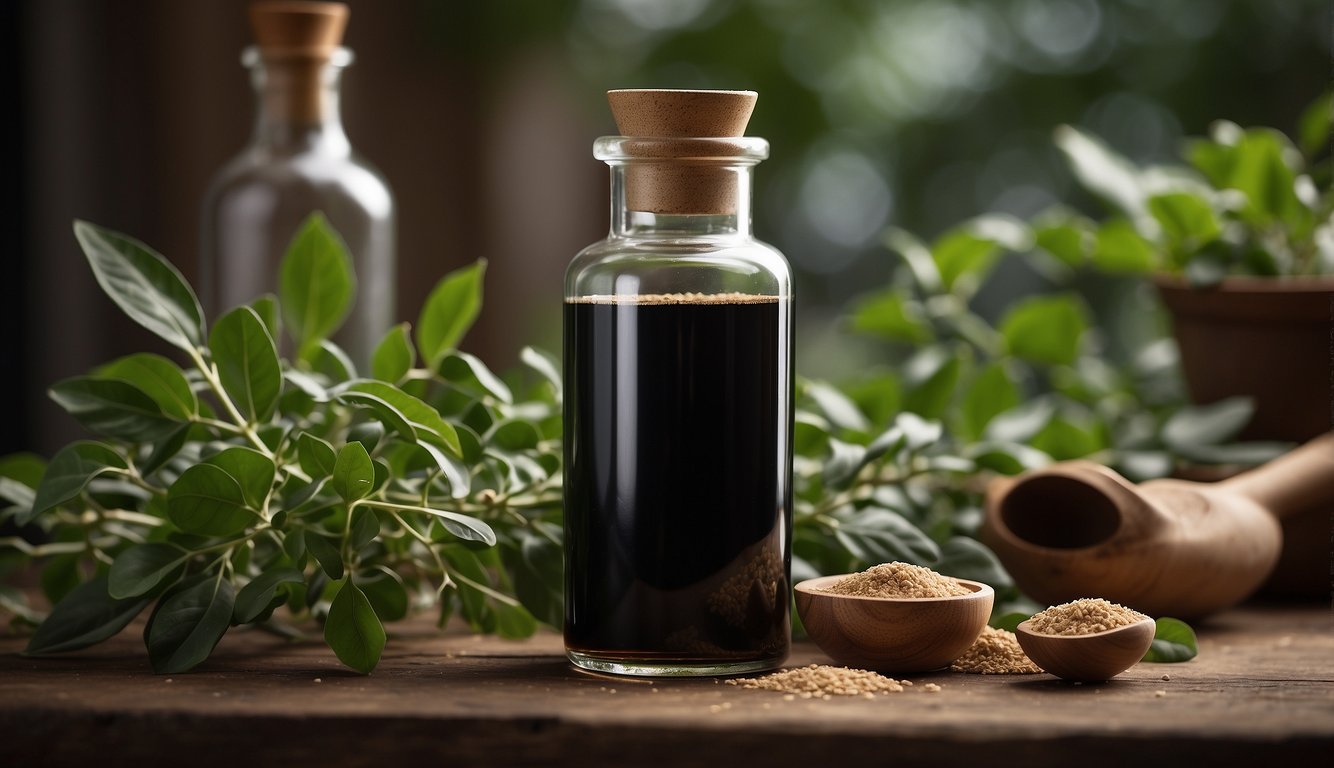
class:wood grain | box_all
[0,605,1331,767]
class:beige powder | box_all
[726,664,911,698]
[951,626,1042,674]
[821,562,971,599]
[1027,598,1150,636]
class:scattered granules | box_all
[820,562,971,599]
[951,626,1043,674]
[922,683,942,693]
[1154,690,1167,698]
[1027,598,1151,636]
[726,664,910,698]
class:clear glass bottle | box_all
[563,90,793,676]
[200,2,393,366]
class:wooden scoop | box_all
[1015,617,1156,682]
[981,433,1334,618]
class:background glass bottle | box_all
[563,90,794,676]
[200,2,393,365]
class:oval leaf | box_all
[305,531,345,581]
[98,353,198,419]
[210,305,282,423]
[144,575,236,674]
[332,442,374,504]
[438,350,512,404]
[167,463,254,536]
[324,579,385,674]
[73,220,205,352]
[25,442,127,525]
[279,213,356,357]
[1142,617,1199,663]
[204,446,276,511]
[343,381,462,456]
[297,432,338,478]
[234,568,304,625]
[108,543,189,599]
[371,323,415,383]
[49,376,180,442]
[24,577,151,656]
[417,260,486,366]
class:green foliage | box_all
[3,214,560,674]
[1055,94,1333,283]
[1142,617,1200,663]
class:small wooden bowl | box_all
[794,575,994,673]
[1015,618,1156,682]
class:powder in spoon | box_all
[1027,598,1150,636]
[951,626,1042,674]
[820,562,971,599]
[726,664,911,698]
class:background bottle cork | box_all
[248,1,350,125]
[606,89,758,216]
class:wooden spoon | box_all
[1015,617,1156,682]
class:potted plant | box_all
[1048,93,1332,595]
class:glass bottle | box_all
[200,2,393,366]
[563,90,794,676]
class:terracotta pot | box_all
[1155,275,1334,598]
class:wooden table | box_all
[1,604,1330,767]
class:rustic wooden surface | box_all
[1,604,1331,767]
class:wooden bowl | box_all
[794,575,994,673]
[1015,618,1156,682]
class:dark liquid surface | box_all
[563,296,792,664]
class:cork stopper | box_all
[606,89,759,215]
[249,1,349,59]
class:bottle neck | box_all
[245,47,351,155]
[608,163,754,239]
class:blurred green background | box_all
[5,0,1330,454]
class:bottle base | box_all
[566,649,787,677]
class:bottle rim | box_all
[594,136,769,164]
[241,45,354,68]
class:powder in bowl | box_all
[819,562,971,599]
[1027,598,1150,636]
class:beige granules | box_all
[726,664,911,698]
[951,626,1042,674]
[821,562,971,599]
[1027,598,1151,636]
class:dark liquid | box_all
[563,296,792,668]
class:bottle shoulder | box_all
[205,147,393,217]
[566,235,791,299]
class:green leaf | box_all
[934,537,1011,588]
[73,221,205,353]
[991,612,1029,632]
[342,380,462,456]
[210,305,282,422]
[931,216,1029,294]
[233,568,304,624]
[0,452,47,489]
[324,579,385,674]
[833,507,941,567]
[25,442,127,525]
[822,438,868,488]
[350,507,381,549]
[520,346,562,400]
[167,463,255,536]
[250,294,281,341]
[1093,219,1156,274]
[1034,217,1091,267]
[49,377,180,442]
[416,260,486,366]
[358,568,409,622]
[1161,397,1253,449]
[371,323,415,383]
[1030,417,1104,460]
[849,291,932,343]
[805,381,870,431]
[40,554,83,605]
[902,346,961,419]
[1148,193,1221,251]
[487,419,541,451]
[304,531,345,581]
[144,575,235,673]
[1054,125,1145,217]
[1142,617,1199,663]
[311,339,358,381]
[203,447,275,511]
[98,353,197,419]
[494,601,539,640]
[1226,129,1306,229]
[297,432,338,478]
[108,543,188,599]
[438,351,513,404]
[379,501,495,545]
[960,363,1020,441]
[1298,91,1331,159]
[986,398,1057,443]
[332,442,375,504]
[1000,295,1087,366]
[279,213,356,357]
[25,577,151,655]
